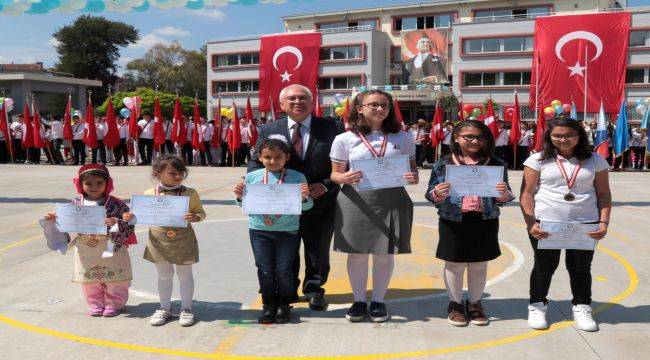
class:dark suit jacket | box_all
[248,116,344,214]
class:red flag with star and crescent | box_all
[258,32,322,112]
[530,12,630,113]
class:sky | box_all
[1,0,650,72]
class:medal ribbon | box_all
[262,169,286,184]
[358,133,388,158]
[555,157,582,191]
[155,185,183,196]
[451,153,489,166]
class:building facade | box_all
[207,0,650,123]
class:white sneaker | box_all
[528,302,548,330]
[150,309,172,326]
[573,304,598,332]
[179,309,196,327]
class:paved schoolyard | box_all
[0,164,648,360]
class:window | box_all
[212,80,259,93]
[630,30,649,47]
[319,76,363,90]
[463,71,531,87]
[320,45,363,61]
[474,7,551,21]
[390,75,405,85]
[464,72,482,87]
[394,14,453,31]
[626,68,646,84]
[503,71,531,85]
[213,52,260,68]
[392,47,402,63]
[463,36,534,54]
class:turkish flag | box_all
[153,98,166,150]
[430,102,445,147]
[22,100,34,148]
[530,12,630,113]
[258,32,322,112]
[63,95,73,141]
[484,99,498,140]
[84,100,98,149]
[211,97,222,148]
[104,98,120,149]
[171,97,186,146]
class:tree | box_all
[52,15,139,103]
[121,42,206,97]
[97,87,206,118]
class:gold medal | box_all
[166,230,176,238]
[564,193,575,202]
[264,218,274,226]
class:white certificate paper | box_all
[538,221,599,250]
[445,165,504,197]
[350,155,410,191]
[130,195,190,227]
[55,204,106,235]
[242,184,302,215]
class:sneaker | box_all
[179,309,196,327]
[466,301,489,326]
[528,302,548,330]
[102,308,121,317]
[88,307,104,317]
[573,304,598,332]
[447,301,467,327]
[345,302,367,322]
[149,309,172,326]
[369,302,390,323]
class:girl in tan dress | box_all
[44,164,136,317]
[124,155,205,327]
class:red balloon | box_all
[562,103,572,114]
[462,104,474,114]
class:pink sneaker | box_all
[88,307,104,317]
[102,308,122,317]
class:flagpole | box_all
[583,45,588,123]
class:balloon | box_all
[635,99,644,106]
[358,86,367,92]
[119,108,131,118]
[544,106,555,119]
[554,105,563,115]
[471,108,481,118]
[550,100,562,108]
[334,107,345,117]
[462,111,469,119]
[462,104,474,114]
[636,104,647,115]
[562,103,572,114]
[5,104,13,112]
[4,98,13,108]
[220,107,234,119]
[333,93,345,104]
[645,98,650,106]
[123,97,134,109]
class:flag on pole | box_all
[0,100,13,158]
[393,97,404,125]
[22,99,34,148]
[612,99,629,158]
[84,98,98,149]
[153,98,165,150]
[228,101,242,158]
[104,97,120,149]
[484,99,499,140]
[509,90,522,147]
[211,97,222,148]
[458,99,465,121]
[171,97,186,146]
[430,101,445,147]
[63,94,73,141]
[128,103,139,140]
[245,96,258,146]
[594,101,610,158]
[31,100,45,149]
[533,106,546,153]
[191,99,204,151]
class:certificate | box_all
[55,204,106,235]
[242,184,302,215]
[538,221,599,250]
[130,195,190,227]
[350,155,410,191]
[444,165,504,197]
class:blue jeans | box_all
[249,229,300,296]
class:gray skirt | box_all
[333,184,413,254]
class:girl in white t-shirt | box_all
[520,117,611,332]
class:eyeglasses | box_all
[359,102,391,111]
[283,95,309,103]
[458,134,485,142]
[550,134,578,140]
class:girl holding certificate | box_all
[330,90,418,323]
[234,138,313,324]
[425,120,514,327]
[520,118,611,332]
[123,156,206,327]
[44,164,136,317]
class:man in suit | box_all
[248,84,344,310]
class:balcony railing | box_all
[455,12,555,25]
[316,24,375,34]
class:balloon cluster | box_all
[0,98,14,112]
[0,0,309,16]
[332,93,349,117]
[220,107,235,120]
[119,96,142,118]
[459,104,483,120]
[542,99,572,119]
[634,98,650,115]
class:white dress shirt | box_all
[287,115,311,158]
[201,123,213,141]
[138,119,154,139]
[495,128,510,147]
[518,129,532,146]
[10,122,23,139]
[240,125,250,144]
[48,120,64,139]
[118,123,129,139]
[72,123,85,140]
[186,122,194,141]
[96,123,107,140]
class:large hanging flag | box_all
[228,101,242,159]
[484,98,499,140]
[258,32,322,112]
[128,104,139,140]
[63,94,73,141]
[612,99,629,157]
[31,100,45,149]
[533,106,546,153]
[171,97,186,146]
[530,12,631,113]
[22,100,34,148]
[84,98,98,149]
[430,101,445,147]
[508,90,522,147]
[153,97,166,150]
[594,101,610,158]
[211,97,222,149]
[104,97,120,149]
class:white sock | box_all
[444,261,466,304]
[176,264,194,311]
[371,254,394,303]
[347,254,369,302]
[467,261,488,303]
[155,262,174,311]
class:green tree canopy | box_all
[121,42,207,97]
[97,88,206,118]
[53,15,139,103]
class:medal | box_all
[358,132,388,158]
[166,230,176,238]
[555,156,582,202]
[263,217,274,226]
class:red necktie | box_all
[292,122,302,158]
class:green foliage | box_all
[436,93,459,112]
[96,88,206,118]
[483,98,501,112]
[52,15,139,103]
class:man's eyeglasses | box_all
[359,102,391,111]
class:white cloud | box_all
[49,37,61,48]
[129,33,170,50]
[153,26,191,37]
[187,9,227,20]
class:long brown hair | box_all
[348,90,402,135]
[449,120,496,161]
[540,117,592,161]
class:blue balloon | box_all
[554,105,563,115]
[186,0,203,10]
[133,1,150,12]
[120,108,131,118]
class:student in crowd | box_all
[92,117,108,165]
[517,122,532,169]
[199,117,214,166]
[239,119,251,166]
[114,118,129,166]
[164,118,175,155]
[138,112,155,165]
[219,116,231,166]
[495,120,510,166]
[71,115,86,165]
[10,115,25,163]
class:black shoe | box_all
[345,302,367,322]
[275,306,291,324]
[258,306,277,324]
[308,294,327,311]
[286,293,299,304]
[369,302,389,323]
